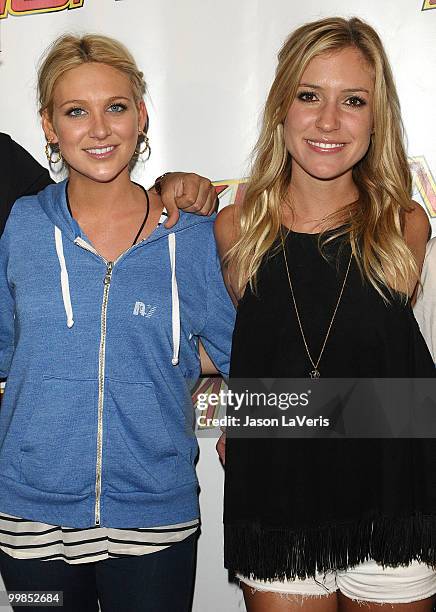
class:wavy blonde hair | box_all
[226,17,415,299]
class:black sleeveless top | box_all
[224,230,436,580]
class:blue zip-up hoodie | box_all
[0,180,235,529]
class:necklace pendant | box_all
[309,369,320,378]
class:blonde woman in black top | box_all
[215,17,436,612]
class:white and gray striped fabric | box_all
[0,513,198,564]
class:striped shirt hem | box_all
[0,513,199,565]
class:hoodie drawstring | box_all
[168,233,180,366]
[54,226,74,328]
[54,226,179,363]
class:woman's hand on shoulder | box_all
[154,172,218,228]
[214,204,240,305]
[403,201,430,274]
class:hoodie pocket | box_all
[19,376,97,495]
[105,378,178,493]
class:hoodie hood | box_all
[37,180,79,242]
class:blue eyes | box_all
[67,108,86,117]
[297,91,367,107]
[108,103,127,113]
[66,103,128,117]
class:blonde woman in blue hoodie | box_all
[0,34,234,612]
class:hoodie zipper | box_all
[94,260,114,525]
[74,237,117,526]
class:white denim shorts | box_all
[238,559,436,604]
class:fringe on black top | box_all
[225,514,436,581]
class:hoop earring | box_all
[136,131,151,160]
[45,141,63,165]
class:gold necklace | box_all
[281,231,353,378]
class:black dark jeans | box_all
[0,533,197,612]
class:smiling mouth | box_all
[305,139,346,151]
[85,146,116,157]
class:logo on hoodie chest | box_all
[133,302,157,318]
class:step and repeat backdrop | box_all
[0,1,435,610]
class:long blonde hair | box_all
[227,17,415,299]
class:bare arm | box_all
[199,341,219,375]
[213,205,241,466]
[216,432,226,466]
[414,239,436,362]
[214,204,240,306]
[403,201,431,299]
[199,344,227,438]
